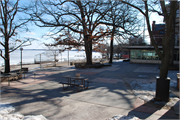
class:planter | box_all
[155,76,170,102]
[70,62,74,66]
[75,63,104,68]
[21,67,28,72]
[1,73,22,82]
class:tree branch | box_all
[9,38,35,53]
[0,49,6,60]
[121,1,146,16]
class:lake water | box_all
[0,49,102,66]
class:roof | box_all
[122,46,179,50]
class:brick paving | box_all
[91,77,123,84]
[0,62,179,120]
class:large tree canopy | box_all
[28,0,114,64]
[101,0,141,63]
[28,0,142,65]
[0,0,33,73]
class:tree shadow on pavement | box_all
[0,66,136,119]
[2,62,178,119]
[127,98,179,119]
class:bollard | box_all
[8,77,10,86]
[177,73,180,90]
[155,76,170,102]
[34,72,36,81]
[23,73,25,79]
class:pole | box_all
[20,47,23,70]
[68,49,69,66]
[40,54,41,68]
[61,53,62,62]
[55,50,56,67]
[21,50,22,69]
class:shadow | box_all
[1,62,136,119]
[1,62,179,119]
[127,99,179,119]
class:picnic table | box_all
[59,75,92,92]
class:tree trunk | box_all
[85,36,92,65]
[160,55,170,79]
[155,55,171,101]
[109,26,115,64]
[169,18,176,66]
[5,55,10,73]
[5,38,10,73]
[155,33,171,101]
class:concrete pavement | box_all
[0,61,179,120]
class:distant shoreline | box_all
[0,49,100,52]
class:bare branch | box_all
[121,1,146,16]
[0,41,5,47]
[9,38,35,53]
[0,49,6,60]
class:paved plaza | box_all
[0,61,179,120]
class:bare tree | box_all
[44,45,60,66]
[113,44,122,59]
[122,0,178,101]
[0,0,32,73]
[93,42,110,60]
[128,36,147,46]
[101,1,141,63]
[28,0,116,65]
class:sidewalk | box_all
[0,61,179,120]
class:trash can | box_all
[155,76,170,102]
[70,62,74,66]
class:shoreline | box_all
[0,61,70,72]
[0,58,109,72]
[0,61,105,72]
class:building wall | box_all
[130,59,179,65]
[152,21,165,46]
[151,2,179,46]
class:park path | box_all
[0,62,179,120]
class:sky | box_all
[0,0,164,50]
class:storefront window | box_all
[152,52,159,60]
[131,50,159,60]
[130,50,136,59]
[130,49,179,62]
[136,50,142,59]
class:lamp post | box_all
[40,53,41,68]
[20,47,23,70]
[105,49,107,59]
[68,48,69,66]
[59,49,63,62]
[66,47,72,66]
[61,52,62,62]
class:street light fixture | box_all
[59,49,63,62]
[20,47,23,70]
[105,49,107,59]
